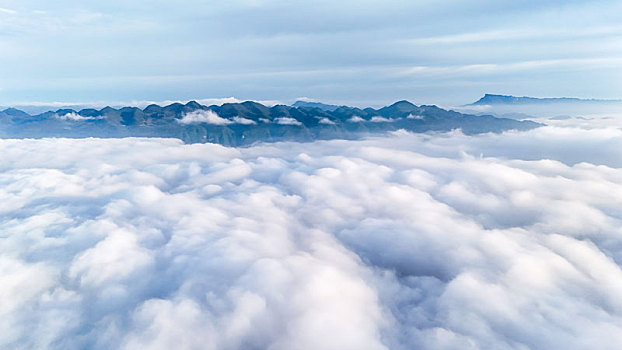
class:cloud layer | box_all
[2,127,622,349]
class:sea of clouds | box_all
[2,124,622,349]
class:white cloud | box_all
[407,113,424,120]
[295,97,317,102]
[398,58,622,79]
[2,1,622,107]
[348,116,365,122]
[2,126,622,348]
[408,25,622,45]
[178,110,232,125]
[274,117,302,126]
[56,112,103,121]
[370,116,393,122]
[3,97,265,113]
[0,7,17,15]
[318,118,336,125]
[232,116,257,125]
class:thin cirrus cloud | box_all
[2,125,622,349]
[0,7,18,14]
[1,0,621,106]
[398,58,622,79]
[407,24,622,45]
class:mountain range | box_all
[471,94,621,105]
[291,100,341,111]
[0,100,541,146]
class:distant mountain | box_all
[471,94,621,105]
[1,108,32,118]
[0,100,542,145]
[292,101,340,111]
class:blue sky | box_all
[1,0,621,107]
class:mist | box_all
[455,100,622,129]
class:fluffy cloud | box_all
[348,116,365,122]
[2,126,622,349]
[178,110,233,125]
[56,112,103,121]
[318,117,336,125]
[369,116,394,122]
[231,116,257,125]
[274,117,302,126]
[177,111,263,126]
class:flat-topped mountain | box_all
[0,100,542,145]
[471,94,621,105]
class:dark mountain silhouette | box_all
[292,100,341,111]
[0,100,542,145]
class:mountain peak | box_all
[392,100,415,106]
[377,100,418,117]
[185,101,203,109]
[2,108,31,118]
[292,100,340,112]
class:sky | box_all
[1,0,622,107]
